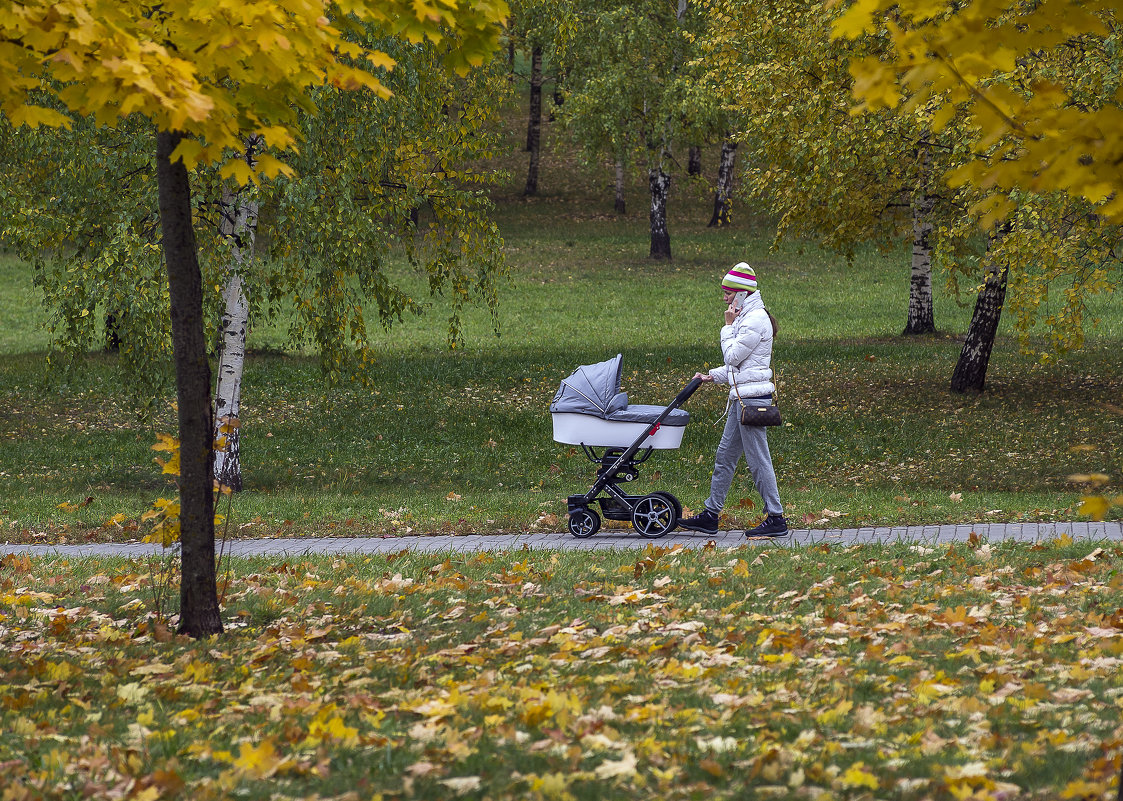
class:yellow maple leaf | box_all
[1079,495,1111,521]
[151,433,179,452]
[840,763,879,789]
[233,740,283,779]
[831,0,880,38]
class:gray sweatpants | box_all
[704,397,784,516]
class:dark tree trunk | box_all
[156,129,223,638]
[649,167,672,260]
[104,313,122,352]
[525,46,542,153]
[687,145,702,177]
[549,72,564,122]
[614,158,626,215]
[950,261,1008,394]
[904,138,936,335]
[524,46,543,196]
[708,141,737,227]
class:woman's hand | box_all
[724,304,739,325]
[693,372,714,382]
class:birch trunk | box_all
[904,139,936,334]
[687,145,701,176]
[614,157,626,214]
[524,46,543,195]
[708,140,737,227]
[649,167,672,259]
[213,183,257,491]
[212,137,260,492]
[950,259,1008,394]
[156,129,222,638]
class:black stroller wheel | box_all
[632,493,677,539]
[568,508,601,538]
[652,491,682,522]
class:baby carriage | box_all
[550,354,702,538]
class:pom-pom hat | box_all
[721,262,757,292]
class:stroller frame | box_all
[565,377,701,538]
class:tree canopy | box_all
[0,0,507,177]
[0,0,509,637]
[833,0,1122,226]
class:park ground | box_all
[1,102,1122,801]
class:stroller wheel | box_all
[568,508,601,538]
[652,491,682,522]
[632,493,677,539]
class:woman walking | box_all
[679,263,789,537]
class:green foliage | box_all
[557,0,705,174]
[260,42,511,382]
[0,38,511,396]
[697,0,945,253]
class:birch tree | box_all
[708,140,738,227]
[212,138,261,492]
[560,0,702,258]
[698,0,961,334]
[508,0,570,197]
[836,0,1122,387]
[0,0,508,637]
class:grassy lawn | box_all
[2,540,1122,800]
[1,113,1121,546]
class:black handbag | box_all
[740,399,782,426]
[733,366,782,427]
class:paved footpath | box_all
[2,521,1121,559]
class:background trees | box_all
[558,0,708,258]
[834,0,1122,389]
[698,0,971,337]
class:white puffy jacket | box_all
[708,290,775,400]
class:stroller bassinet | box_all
[550,355,701,538]
[549,354,690,448]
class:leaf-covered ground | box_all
[2,539,1121,800]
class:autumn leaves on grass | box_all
[2,540,1122,798]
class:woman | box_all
[679,262,789,537]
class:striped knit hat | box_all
[721,262,757,292]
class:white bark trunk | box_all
[904,137,936,335]
[649,167,672,259]
[709,140,737,227]
[213,149,259,492]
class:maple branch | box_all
[931,49,1034,142]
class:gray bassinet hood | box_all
[549,354,628,418]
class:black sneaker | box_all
[745,514,789,538]
[678,509,719,535]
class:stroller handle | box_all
[670,376,704,409]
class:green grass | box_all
[1,112,1121,543]
[2,541,1122,799]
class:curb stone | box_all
[1,522,1121,559]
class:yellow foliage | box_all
[833,0,1123,223]
[0,0,508,180]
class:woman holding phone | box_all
[678,262,789,538]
